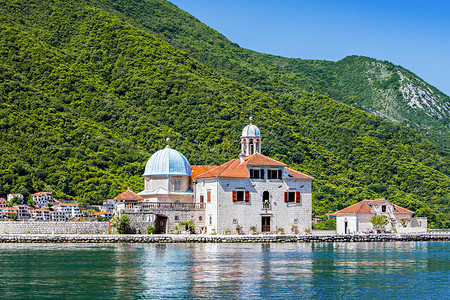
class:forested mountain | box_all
[100,0,449,147]
[0,0,448,227]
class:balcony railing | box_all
[138,202,206,211]
[262,201,271,210]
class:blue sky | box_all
[169,0,450,96]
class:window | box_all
[207,190,211,202]
[284,192,301,203]
[382,205,386,212]
[209,215,213,225]
[268,169,283,179]
[174,215,179,221]
[232,190,250,202]
[174,180,181,191]
[200,195,204,203]
[250,169,265,179]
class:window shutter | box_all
[232,191,237,202]
[268,170,272,179]
[296,192,301,203]
[245,191,250,202]
[260,169,265,179]
[284,192,288,203]
[278,170,282,179]
[207,190,211,202]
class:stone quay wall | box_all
[0,221,109,235]
[0,233,448,243]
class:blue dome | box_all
[242,124,261,137]
[143,146,192,176]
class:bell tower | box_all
[240,116,261,156]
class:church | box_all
[114,119,314,234]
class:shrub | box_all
[146,224,155,234]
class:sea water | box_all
[0,241,448,299]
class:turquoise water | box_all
[0,241,448,299]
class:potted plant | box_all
[236,225,243,234]
[250,226,257,235]
[173,225,180,234]
[291,225,298,234]
[277,228,285,234]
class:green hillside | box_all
[102,0,449,147]
[0,0,449,227]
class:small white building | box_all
[94,211,113,219]
[335,198,427,234]
[3,205,31,220]
[52,203,82,219]
[7,193,24,203]
[32,192,54,208]
[31,209,51,221]
[50,210,67,221]
[102,199,115,213]
[0,198,7,208]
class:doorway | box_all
[262,216,271,232]
[155,215,168,234]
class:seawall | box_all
[0,233,448,243]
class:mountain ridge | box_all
[105,0,449,147]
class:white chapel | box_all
[114,119,314,234]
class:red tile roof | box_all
[244,153,287,166]
[336,199,414,214]
[115,188,143,200]
[284,167,314,180]
[191,165,218,180]
[195,153,313,179]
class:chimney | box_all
[239,152,246,163]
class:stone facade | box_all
[197,176,312,234]
[0,221,109,234]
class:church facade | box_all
[114,120,314,234]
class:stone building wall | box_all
[0,221,109,234]
[126,210,206,234]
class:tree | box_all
[179,220,195,234]
[370,215,390,233]
[112,214,130,234]
[8,197,22,207]
[146,224,155,234]
[9,213,18,221]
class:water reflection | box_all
[0,242,448,299]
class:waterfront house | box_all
[31,209,51,221]
[50,210,67,221]
[3,205,31,220]
[32,192,54,208]
[335,198,427,234]
[52,203,82,219]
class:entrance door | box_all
[155,215,168,234]
[262,216,271,232]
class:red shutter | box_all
[207,190,211,202]
[245,191,250,202]
[284,192,288,203]
[232,191,237,202]
[296,192,301,203]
